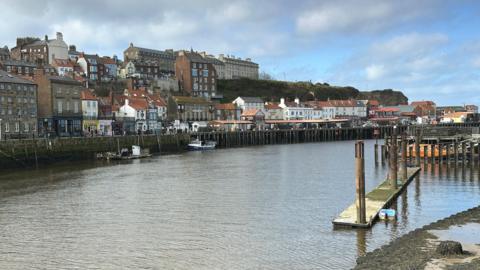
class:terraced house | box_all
[0,70,38,139]
[34,68,83,137]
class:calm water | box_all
[0,140,479,269]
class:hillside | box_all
[217,78,408,105]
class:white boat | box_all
[188,139,216,150]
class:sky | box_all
[1,0,480,105]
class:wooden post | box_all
[431,143,435,164]
[454,141,458,164]
[408,145,413,163]
[389,132,398,189]
[462,141,467,165]
[374,141,379,164]
[423,145,428,163]
[446,143,450,164]
[470,141,475,166]
[401,135,408,182]
[355,141,366,224]
[415,134,421,166]
[381,145,386,163]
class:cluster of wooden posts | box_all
[355,129,415,224]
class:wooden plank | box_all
[333,167,421,228]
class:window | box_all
[66,101,70,111]
[203,70,209,77]
[74,101,79,113]
[0,84,3,89]
[58,100,63,113]
[24,123,29,132]
[192,69,198,76]
[15,122,19,132]
[5,122,9,132]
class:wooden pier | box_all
[333,167,421,228]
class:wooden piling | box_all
[423,145,428,163]
[470,141,475,166]
[462,141,467,164]
[389,133,398,189]
[374,142,378,164]
[454,141,459,164]
[381,145,386,163]
[415,135,421,166]
[401,136,408,182]
[431,143,435,164]
[355,141,366,224]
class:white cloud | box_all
[365,64,386,80]
[295,0,444,36]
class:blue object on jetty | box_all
[379,209,396,220]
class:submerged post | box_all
[374,140,379,164]
[355,140,366,224]
[389,128,398,189]
[401,135,408,182]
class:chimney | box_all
[280,98,285,105]
[295,97,299,105]
[125,99,129,106]
[45,35,48,41]
[56,32,63,41]
[69,45,76,52]
[130,42,134,47]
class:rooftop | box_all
[0,70,36,84]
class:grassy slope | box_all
[217,78,408,105]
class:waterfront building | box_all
[215,103,241,121]
[11,32,68,65]
[34,68,83,137]
[264,102,283,120]
[240,109,265,129]
[327,99,367,119]
[175,50,218,98]
[0,46,10,61]
[411,101,436,118]
[441,112,477,123]
[0,70,38,139]
[118,98,147,133]
[81,89,99,135]
[167,96,215,126]
[218,54,259,79]
[232,96,264,112]
[279,98,314,120]
[123,43,175,75]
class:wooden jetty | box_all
[333,167,421,228]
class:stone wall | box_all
[0,134,190,170]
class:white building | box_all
[118,99,148,131]
[232,96,264,112]
[278,98,313,120]
[47,32,69,64]
[81,90,98,119]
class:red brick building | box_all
[175,50,217,99]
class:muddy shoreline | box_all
[354,205,480,270]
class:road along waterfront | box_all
[0,140,479,269]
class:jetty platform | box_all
[333,167,421,228]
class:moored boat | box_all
[379,209,396,220]
[188,139,216,150]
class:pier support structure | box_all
[389,130,398,189]
[355,141,366,224]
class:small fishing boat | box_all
[379,209,396,220]
[97,145,152,160]
[188,139,216,150]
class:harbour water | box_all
[0,140,479,269]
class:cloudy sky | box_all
[1,0,479,105]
